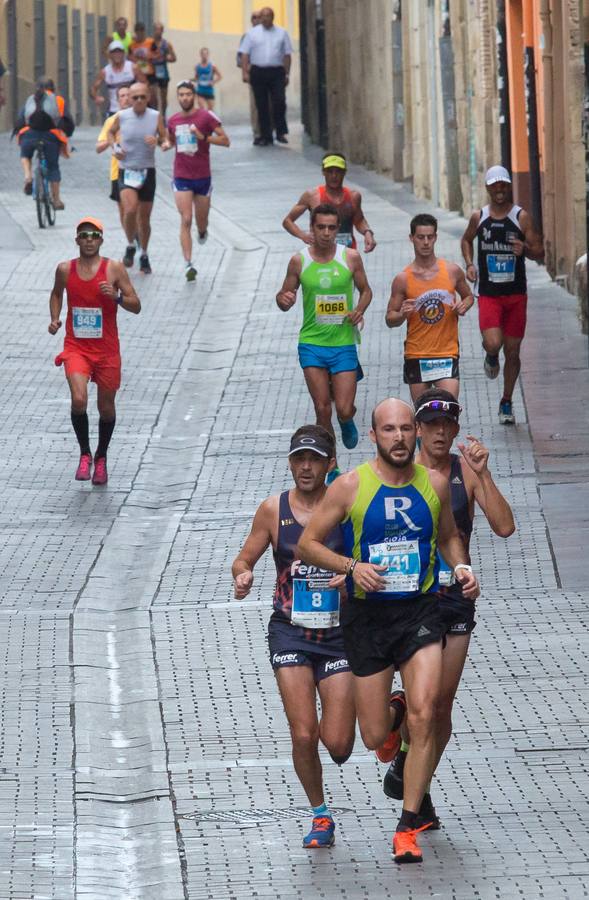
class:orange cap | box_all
[76,216,104,232]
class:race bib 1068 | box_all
[315,294,348,325]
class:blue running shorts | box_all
[297,343,364,380]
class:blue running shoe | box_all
[326,467,341,485]
[339,418,359,449]
[498,399,515,425]
[303,815,335,849]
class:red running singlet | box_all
[63,257,120,358]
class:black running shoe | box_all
[415,792,440,830]
[139,254,152,274]
[123,245,136,268]
[383,749,406,800]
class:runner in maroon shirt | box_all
[166,80,230,282]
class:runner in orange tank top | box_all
[49,217,141,485]
[282,152,376,253]
[386,213,473,402]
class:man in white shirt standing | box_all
[240,7,293,146]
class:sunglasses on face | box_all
[416,400,461,414]
[132,94,147,100]
[77,231,102,240]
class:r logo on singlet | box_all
[384,497,421,532]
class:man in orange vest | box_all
[16,76,73,210]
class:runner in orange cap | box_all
[48,219,141,485]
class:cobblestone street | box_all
[0,121,588,899]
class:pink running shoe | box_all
[75,453,92,481]
[92,456,108,485]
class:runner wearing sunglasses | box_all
[106,83,169,273]
[48,218,141,485]
[383,387,514,825]
[386,214,473,402]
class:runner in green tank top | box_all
[276,203,373,480]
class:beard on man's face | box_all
[375,437,416,469]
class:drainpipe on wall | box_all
[538,0,554,275]
[496,0,512,172]
[391,0,405,182]
[439,0,462,210]
[522,2,543,233]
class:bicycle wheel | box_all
[34,160,47,229]
[44,176,56,226]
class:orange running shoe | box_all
[375,690,406,763]
[392,822,432,864]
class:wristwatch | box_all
[454,564,473,576]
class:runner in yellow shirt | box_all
[95,84,131,229]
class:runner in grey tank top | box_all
[118,106,160,169]
[107,86,169,274]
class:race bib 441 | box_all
[368,539,421,594]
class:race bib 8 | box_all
[291,579,340,628]
[419,357,453,382]
[368,539,421,594]
[72,307,103,339]
[315,294,348,325]
[487,253,515,283]
[123,168,147,189]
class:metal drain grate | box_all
[181,806,353,827]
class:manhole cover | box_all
[181,807,353,828]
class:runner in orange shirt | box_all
[129,22,156,105]
[283,153,376,252]
[49,218,141,485]
[386,214,473,402]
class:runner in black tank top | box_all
[231,425,355,850]
[460,165,543,425]
[383,388,515,827]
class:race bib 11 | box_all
[487,253,515,283]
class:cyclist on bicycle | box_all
[15,76,74,210]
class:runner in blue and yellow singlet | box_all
[231,425,355,851]
[276,202,372,479]
[298,397,480,865]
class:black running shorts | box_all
[341,594,444,676]
[437,590,476,636]
[403,356,460,385]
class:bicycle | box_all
[32,139,56,229]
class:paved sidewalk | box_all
[0,122,587,899]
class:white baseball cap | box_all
[108,40,125,52]
[485,165,511,185]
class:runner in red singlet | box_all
[48,217,141,485]
[283,152,376,252]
